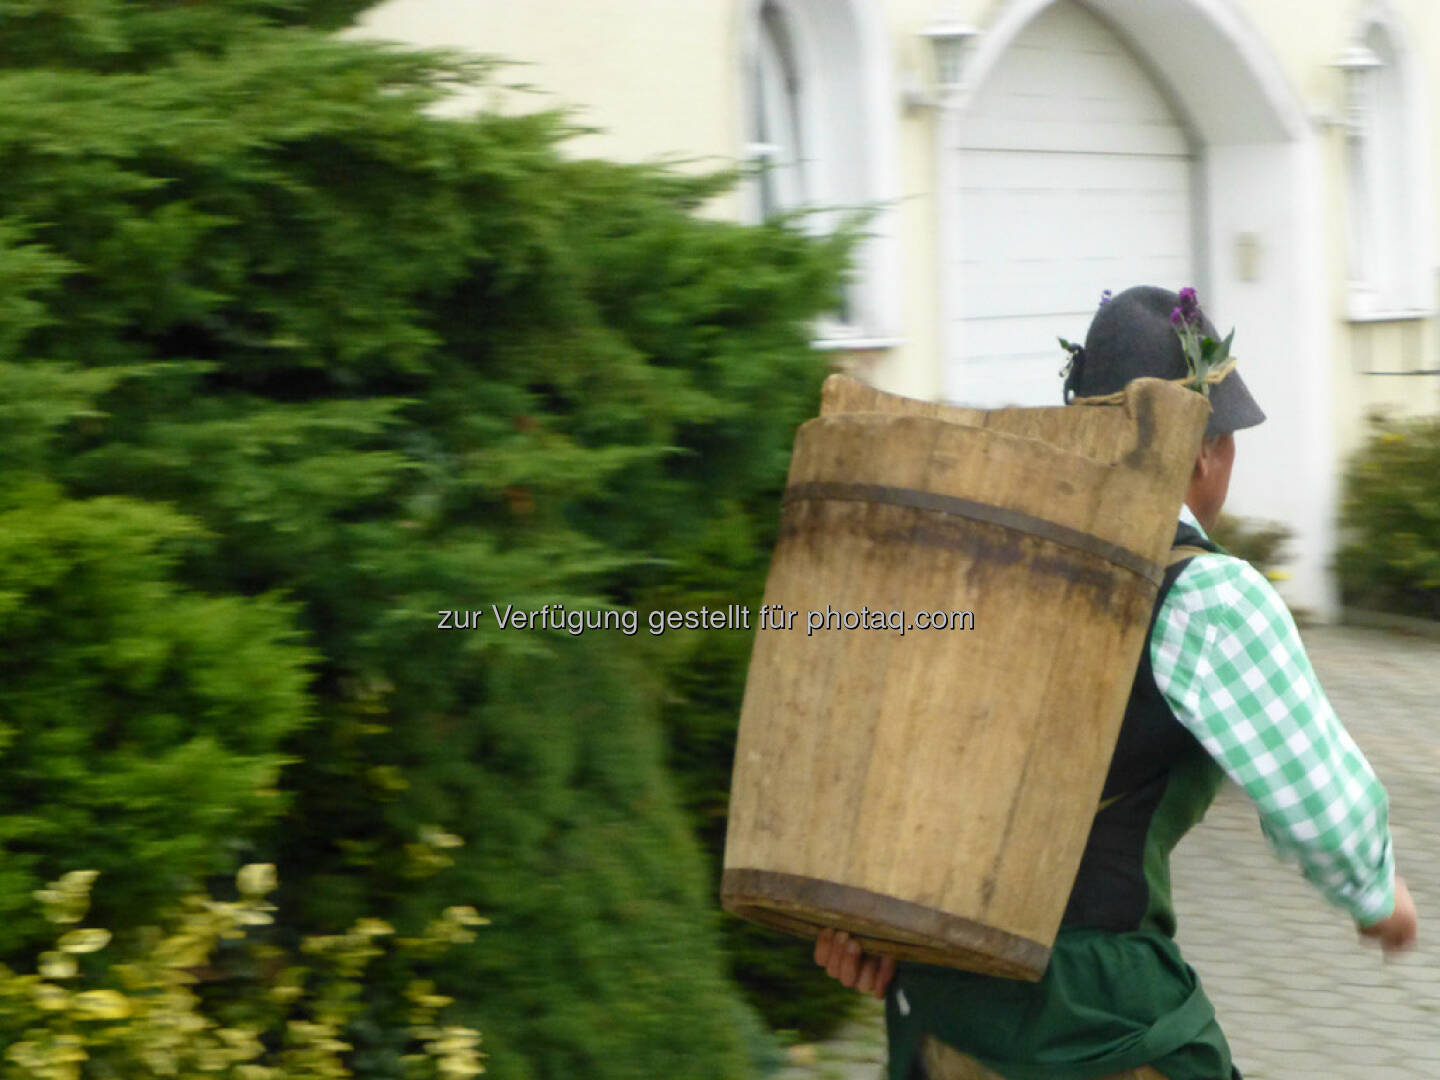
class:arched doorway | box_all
[938,0,1333,615]
[943,1,1198,409]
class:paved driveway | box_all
[1172,625,1440,1080]
[773,625,1440,1080]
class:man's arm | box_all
[1151,553,1415,948]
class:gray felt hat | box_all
[1062,285,1266,438]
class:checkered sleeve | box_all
[1150,554,1396,926]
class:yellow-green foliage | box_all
[0,867,485,1080]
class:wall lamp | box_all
[905,17,981,111]
[1314,43,1383,134]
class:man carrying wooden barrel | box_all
[814,286,1418,1080]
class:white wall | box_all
[1207,141,1337,615]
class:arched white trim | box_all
[752,3,809,216]
[951,0,1307,143]
[934,0,1337,617]
[949,0,1306,144]
[735,0,904,345]
[956,0,1307,144]
[1344,0,1435,320]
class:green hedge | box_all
[0,363,313,957]
[0,1,864,1074]
[1337,414,1440,620]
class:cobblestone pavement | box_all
[772,625,1440,1080]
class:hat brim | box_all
[1204,368,1266,437]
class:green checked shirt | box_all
[1153,507,1396,926]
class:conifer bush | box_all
[0,0,862,1074]
[0,308,313,957]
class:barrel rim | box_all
[721,867,1050,982]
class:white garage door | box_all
[943,1,1197,407]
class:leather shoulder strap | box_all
[1167,544,1212,567]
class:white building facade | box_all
[358,0,1440,617]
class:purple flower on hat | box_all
[1176,286,1201,326]
[1099,289,1112,307]
[1169,307,1184,327]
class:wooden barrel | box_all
[721,374,1210,980]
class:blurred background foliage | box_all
[1208,513,1294,584]
[1337,414,1440,621]
[0,0,865,1076]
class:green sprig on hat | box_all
[1170,287,1235,398]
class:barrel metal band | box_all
[782,481,1163,586]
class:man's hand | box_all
[1360,874,1418,954]
[814,928,897,999]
